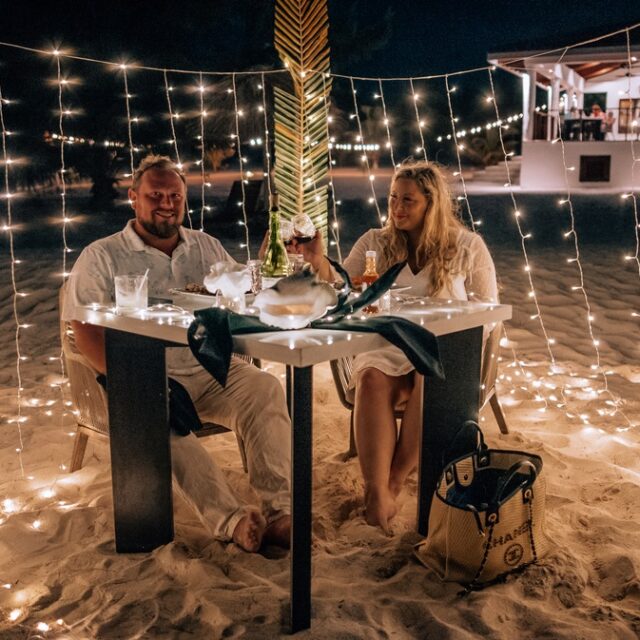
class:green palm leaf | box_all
[274,0,331,239]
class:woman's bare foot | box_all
[364,485,397,534]
[232,511,266,552]
[264,514,291,549]
[388,478,403,499]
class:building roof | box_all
[488,45,640,86]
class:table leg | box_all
[417,326,483,536]
[105,328,173,552]
[287,365,313,633]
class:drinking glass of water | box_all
[115,274,148,314]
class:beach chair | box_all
[330,322,509,460]
[58,285,249,473]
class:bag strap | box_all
[485,459,537,526]
[463,522,495,593]
[525,490,539,564]
[443,420,487,467]
[461,491,540,594]
[493,460,537,505]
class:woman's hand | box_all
[291,230,335,282]
[290,230,325,270]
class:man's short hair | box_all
[132,155,186,190]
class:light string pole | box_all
[409,78,428,161]
[0,82,26,476]
[444,74,477,230]
[163,69,192,229]
[231,72,251,260]
[348,77,383,226]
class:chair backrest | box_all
[59,284,110,435]
[479,322,502,408]
[329,356,355,411]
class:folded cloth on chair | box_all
[187,259,444,388]
[97,374,202,437]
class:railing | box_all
[533,106,639,141]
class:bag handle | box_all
[443,420,487,467]
[493,459,537,505]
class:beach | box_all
[0,185,639,639]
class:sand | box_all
[1,203,639,638]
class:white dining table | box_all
[71,296,511,633]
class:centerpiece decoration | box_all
[204,262,252,313]
[253,269,337,329]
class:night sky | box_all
[0,1,638,170]
[0,0,637,77]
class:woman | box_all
[294,161,498,533]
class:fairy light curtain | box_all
[0,25,638,587]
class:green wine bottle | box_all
[262,193,290,277]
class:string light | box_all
[321,72,343,259]
[348,77,383,226]
[0,80,25,477]
[377,79,396,168]
[197,72,207,231]
[0,27,637,558]
[435,113,523,143]
[121,65,136,180]
[231,72,251,260]
[408,78,428,160]
[163,69,192,229]
[487,67,558,364]
[54,54,70,281]
[624,29,640,282]
[445,74,476,230]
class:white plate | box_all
[170,289,257,310]
[169,288,217,307]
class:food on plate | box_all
[183,283,213,295]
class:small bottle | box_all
[362,250,379,313]
[262,193,290,277]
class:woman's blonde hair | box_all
[379,160,464,295]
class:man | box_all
[63,155,291,552]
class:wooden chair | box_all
[59,285,249,473]
[330,322,509,460]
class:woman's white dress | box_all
[342,227,498,393]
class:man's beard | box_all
[140,216,180,239]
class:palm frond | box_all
[273,0,331,236]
